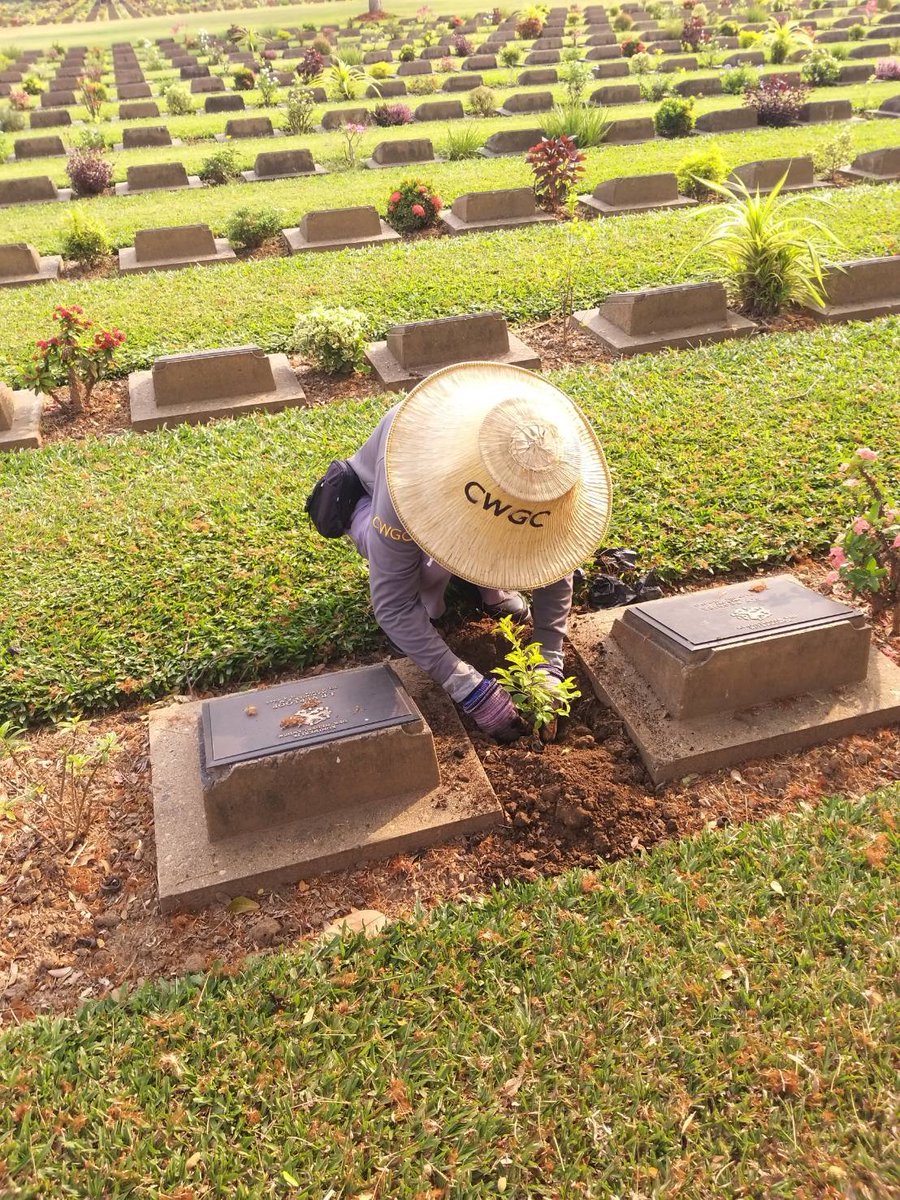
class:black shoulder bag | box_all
[304,460,366,538]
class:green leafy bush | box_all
[801,48,841,86]
[0,103,26,132]
[74,125,108,151]
[198,147,242,186]
[721,63,759,94]
[654,95,695,138]
[283,85,316,135]
[675,144,729,197]
[291,305,370,373]
[813,127,853,182]
[224,206,283,249]
[60,210,110,267]
[386,178,443,232]
[233,65,256,90]
[492,614,580,733]
[500,44,523,67]
[164,83,194,116]
[465,85,496,117]
[398,44,416,61]
[639,75,671,101]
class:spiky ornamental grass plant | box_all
[688,175,842,318]
[539,103,611,149]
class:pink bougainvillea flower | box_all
[851,517,870,535]
[855,446,878,461]
[411,203,425,217]
[824,570,840,585]
[829,545,848,567]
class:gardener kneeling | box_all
[306,362,612,741]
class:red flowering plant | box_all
[827,446,900,636]
[527,135,586,211]
[23,306,126,415]
[385,179,443,232]
[620,35,646,57]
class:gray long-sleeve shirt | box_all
[348,404,573,702]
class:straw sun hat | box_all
[385,361,613,591]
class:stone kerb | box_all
[479,127,544,156]
[397,60,432,76]
[442,74,482,91]
[366,138,438,169]
[673,75,723,97]
[12,135,66,161]
[118,101,160,119]
[117,125,179,151]
[0,241,61,287]
[518,67,558,85]
[204,94,246,113]
[129,345,307,432]
[578,172,697,217]
[116,82,153,100]
[282,206,401,253]
[321,107,370,130]
[40,90,77,108]
[0,175,70,206]
[874,95,900,118]
[729,156,818,193]
[439,186,554,235]
[573,281,756,355]
[29,109,73,129]
[115,162,202,196]
[149,659,500,911]
[801,256,900,323]
[216,116,278,141]
[369,80,408,98]
[586,44,623,59]
[242,148,326,182]
[524,48,561,64]
[366,312,541,390]
[498,90,554,115]
[463,53,497,69]
[190,76,226,93]
[593,61,630,78]
[0,382,41,452]
[603,116,656,144]
[837,146,900,182]
[798,99,853,123]
[567,576,900,784]
[695,107,758,133]
[119,224,236,274]
[590,83,641,105]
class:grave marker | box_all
[0,174,70,206]
[282,205,401,253]
[118,223,236,274]
[578,172,696,217]
[218,116,276,140]
[801,255,900,323]
[366,137,438,168]
[119,100,160,119]
[439,186,554,234]
[119,125,177,150]
[12,135,66,160]
[0,242,61,287]
[479,127,544,156]
[0,381,41,452]
[204,93,246,113]
[499,90,554,114]
[728,155,818,194]
[837,145,900,183]
[115,161,202,195]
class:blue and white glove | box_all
[461,678,524,743]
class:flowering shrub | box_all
[224,206,283,249]
[681,14,710,50]
[21,73,44,95]
[613,10,634,30]
[65,148,113,197]
[386,179,443,232]
[79,77,107,119]
[721,63,759,93]
[284,86,316,134]
[620,36,647,57]
[743,74,809,126]
[449,14,464,27]
[233,65,256,90]
[198,147,242,185]
[297,48,325,82]
[23,306,126,414]
[373,102,413,126]
[452,34,474,56]
[526,134,586,210]
[292,306,370,375]
[516,14,544,38]
[257,65,280,105]
[801,48,841,86]
[8,87,30,111]
[165,84,193,116]
[828,447,900,636]
[874,57,900,80]
[654,95,695,138]
[339,122,368,167]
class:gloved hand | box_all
[461,678,525,743]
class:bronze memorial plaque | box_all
[201,663,421,768]
[624,575,862,657]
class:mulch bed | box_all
[1,560,897,1025]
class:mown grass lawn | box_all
[0,182,897,380]
[1,320,897,723]
[1,790,896,1199]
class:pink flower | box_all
[843,477,860,489]
[824,570,839,585]
[851,517,870,535]
[431,194,443,210]
[855,446,878,461]
[893,533,900,549]
[411,203,425,217]
[829,545,848,567]
[390,191,401,203]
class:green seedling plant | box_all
[492,614,581,732]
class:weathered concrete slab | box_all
[439,186,554,234]
[837,145,900,182]
[728,155,819,194]
[479,127,543,156]
[282,206,400,253]
[573,282,756,355]
[241,148,326,182]
[128,346,307,431]
[365,137,438,168]
[578,172,696,216]
[568,606,900,785]
[12,135,66,160]
[115,161,202,195]
[0,175,71,206]
[366,312,541,390]
[801,255,900,323]
[0,384,41,451]
[498,90,554,114]
[149,658,502,911]
[118,224,236,274]
[0,242,61,286]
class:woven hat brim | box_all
[385,361,613,591]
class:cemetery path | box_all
[2,562,897,1026]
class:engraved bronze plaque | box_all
[624,575,861,655]
[201,663,421,768]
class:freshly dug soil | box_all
[0,563,897,1024]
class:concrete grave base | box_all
[0,186,72,207]
[281,220,400,253]
[214,130,284,142]
[363,154,442,170]
[0,253,61,287]
[118,238,236,274]
[129,352,306,431]
[0,389,41,451]
[240,164,327,182]
[568,609,900,785]
[439,208,554,235]
[150,659,502,911]
[366,329,540,390]
[577,192,696,217]
[113,138,183,151]
[571,305,755,356]
[114,175,203,195]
